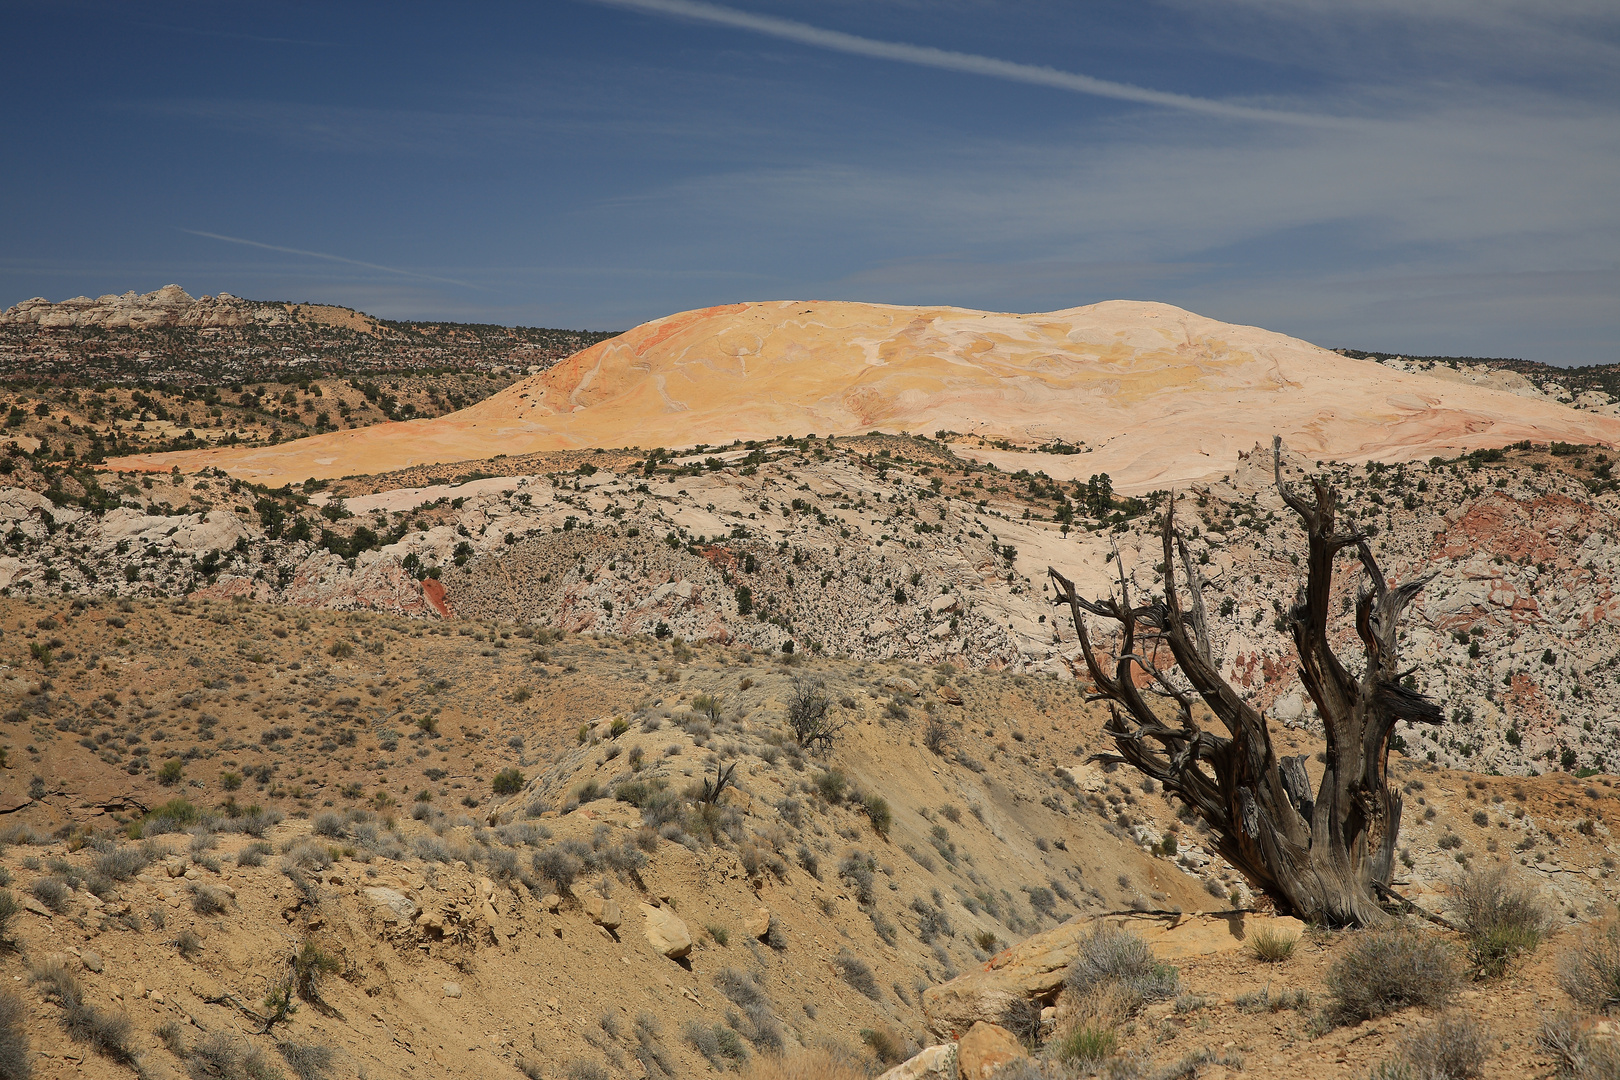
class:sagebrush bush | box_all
[1540,1011,1620,1080]
[191,884,230,915]
[1559,918,1620,1012]
[28,877,70,913]
[1325,931,1459,1026]
[1063,925,1180,1009]
[29,959,132,1063]
[277,1039,336,1080]
[1449,863,1548,977]
[293,939,341,1001]
[187,1031,281,1080]
[834,951,882,1001]
[0,989,29,1080]
[92,844,150,882]
[0,892,18,948]
[1398,1012,1488,1080]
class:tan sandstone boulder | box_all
[877,1043,957,1080]
[956,1022,1026,1079]
[640,903,692,959]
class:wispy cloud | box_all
[590,0,1350,127]
[180,231,480,290]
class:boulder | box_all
[956,1022,1026,1079]
[585,895,622,931]
[363,887,417,923]
[937,684,963,706]
[745,907,773,940]
[922,911,1305,1038]
[878,1043,957,1080]
[641,903,692,959]
[443,982,462,999]
[81,950,104,974]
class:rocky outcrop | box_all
[921,911,1305,1039]
[0,285,293,330]
[878,1044,957,1080]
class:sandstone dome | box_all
[108,299,1620,490]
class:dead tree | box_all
[1048,437,1441,926]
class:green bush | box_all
[1325,931,1459,1026]
[864,794,893,838]
[1248,925,1299,964]
[492,768,525,796]
[157,759,184,786]
[1055,1024,1118,1067]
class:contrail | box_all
[181,230,479,289]
[593,0,1347,128]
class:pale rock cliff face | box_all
[3,284,295,329]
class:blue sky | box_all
[2,0,1616,363]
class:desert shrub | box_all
[714,968,769,1011]
[92,844,151,881]
[1001,996,1044,1047]
[277,1039,335,1080]
[838,852,876,906]
[860,1024,912,1065]
[311,812,345,838]
[0,989,29,1080]
[565,1061,609,1080]
[684,1021,749,1069]
[834,950,882,1001]
[493,768,525,796]
[707,924,731,946]
[191,884,231,915]
[1540,1011,1620,1080]
[1449,863,1548,977]
[1248,925,1298,963]
[1384,1011,1488,1080]
[237,841,272,868]
[1063,925,1180,1008]
[29,959,132,1063]
[813,769,847,803]
[186,1031,282,1080]
[864,794,893,838]
[156,1020,186,1054]
[29,877,71,913]
[1325,931,1459,1026]
[177,928,204,959]
[1559,918,1620,1012]
[0,892,18,948]
[533,843,586,894]
[293,940,341,1002]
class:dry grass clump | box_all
[0,989,30,1080]
[1448,863,1549,977]
[740,1046,871,1080]
[29,958,133,1064]
[1247,924,1299,964]
[1559,918,1620,1013]
[1324,930,1460,1026]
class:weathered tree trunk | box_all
[1049,437,1441,927]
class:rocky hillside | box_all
[0,285,616,386]
[3,432,1620,777]
[3,594,1620,1080]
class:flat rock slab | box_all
[923,910,1305,1038]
